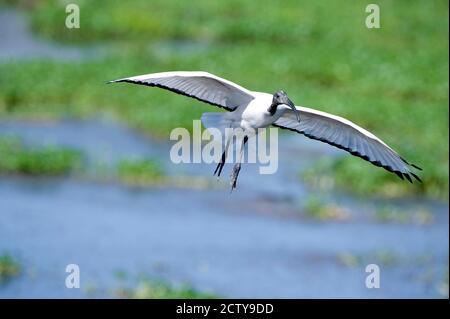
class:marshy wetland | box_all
[0,1,448,298]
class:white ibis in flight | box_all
[109,71,422,190]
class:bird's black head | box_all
[272,90,286,103]
[270,90,300,122]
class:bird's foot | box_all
[213,161,225,179]
[229,163,241,192]
[213,150,227,178]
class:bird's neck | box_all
[267,102,278,116]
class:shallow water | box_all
[0,119,448,298]
[0,8,102,61]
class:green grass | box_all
[304,196,350,221]
[115,279,217,299]
[375,205,433,225]
[337,250,400,268]
[117,158,165,185]
[301,156,447,200]
[0,136,83,176]
[0,254,21,283]
[0,0,447,199]
[114,158,213,189]
[0,136,210,187]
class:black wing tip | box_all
[394,170,423,184]
[400,156,423,171]
[272,123,425,185]
[395,171,423,184]
[410,172,423,183]
[404,173,413,183]
[394,171,404,180]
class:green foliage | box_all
[0,136,83,176]
[0,254,21,283]
[15,0,448,50]
[375,205,433,225]
[337,250,399,268]
[301,156,447,200]
[0,0,447,198]
[117,158,165,185]
[304,196,350,221]
[115,279,217,299]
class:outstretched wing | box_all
[108,71,255,111]
[274,106,422,182]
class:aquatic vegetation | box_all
[375,205,434,225]
[0,135,213,188]
[0,0,447,199]
[337,250,398,268]
[336,252,361,268]
[0,253,21,283]
[115,279,217,299]
[301,157,446,201]
[0,136,83,176]
[0,0,447,299]
[117,158,165,185]
[304,196,350,221]
[114,158,215,189]
[336,250,437,269]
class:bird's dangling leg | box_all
[213,149,226,177]
[230,136,248,192]
[213,131,232,178]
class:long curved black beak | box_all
[287,99,300,122]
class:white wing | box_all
[108,71,255,111]
[274,106,422,182]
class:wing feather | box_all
[273,106,421,182]
[108,71,255,111]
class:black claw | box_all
[215,161,226,177]
[214,150,227,177]
[213,161,223,176]
[217,161,225,177]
